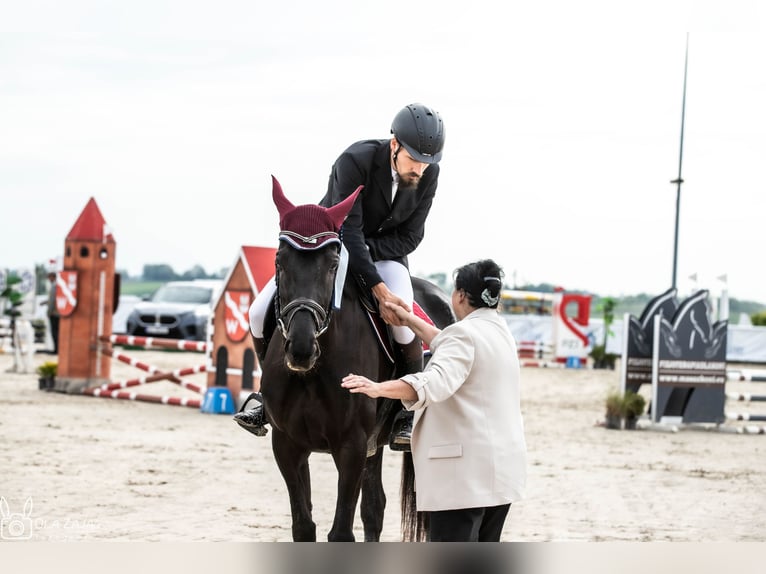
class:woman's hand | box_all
[342,373,418,401]
[372,282,410,326]
[384,301,414,324]
[341,373,382,398]
[383,301,442,347]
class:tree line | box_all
[119,264,227,282]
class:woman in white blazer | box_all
[342,259,527,542]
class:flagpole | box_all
[671,33,689,289]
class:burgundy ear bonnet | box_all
[272,175,362,250]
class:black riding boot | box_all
[389,338,423,452]
[233,337,269,437]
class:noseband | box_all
[276,296,332,339]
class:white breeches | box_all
[248,259,414,344]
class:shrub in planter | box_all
[590,344,618,370]
[623,391,646,430]
[605,391,623,430]
[591,297,619,370]
[36,361,57,391]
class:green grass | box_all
[119,280,164,299]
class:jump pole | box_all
[103,334,208,352]
[726,392,766,403]
[518,359,563,369]
[727,369,766,383]
[81,335,208,409]
[725,413,766,422]
[101,347,205,388]
[82,388,201,408]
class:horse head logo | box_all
[670,290,728,359]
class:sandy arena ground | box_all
[1,347,765,543]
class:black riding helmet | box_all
[390,103,445,164]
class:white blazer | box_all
[401,307,527,512]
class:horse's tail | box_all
[400,451,428,542]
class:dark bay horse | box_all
[260,177,454,541]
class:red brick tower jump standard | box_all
[55,198,117,393]
[208,245,276,401]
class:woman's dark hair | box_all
[453,259,504,309]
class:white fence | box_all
[503,315,766,363]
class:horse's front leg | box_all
[361,447,386,541]
[328,438,368,542]
[272,430,316,542]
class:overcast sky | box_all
[2,0,765,303]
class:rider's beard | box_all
[397,172,421,192]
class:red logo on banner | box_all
[56,271,78,317]
[224,290,252,343]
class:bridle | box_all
[276,295,333,340]
[274,234,341,341]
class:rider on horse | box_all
[236,103,446,449]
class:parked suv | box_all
[126,280,222,341]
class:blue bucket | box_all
[565,356,581,369]
[201,387,236,414]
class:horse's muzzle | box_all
[284,338,320,372]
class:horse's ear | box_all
[326,185,363,229]
[271,175,295,218]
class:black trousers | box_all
[428,503,511,542]
[49,315,60,354]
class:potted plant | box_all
[37,360,57,391]
[1,273,24,371]
[590,344,612,369]
[623,391,646,430]
[591,297,619,369]
[605,391,623,429]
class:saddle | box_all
[358,289,435,361]
[355,282,396,365]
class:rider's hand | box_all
[384,301,414,325]
[371,282,410,326]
